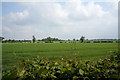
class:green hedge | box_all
[93,41,101,43]
[2,52,120,80]
[93,41,114,43]
[101,41,113,43]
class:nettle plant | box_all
[2,52,120,80]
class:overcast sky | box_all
[2,0,118,40]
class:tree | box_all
[47,37,52,43]
[73,39,75,41]
[12,39,15,43]
[32,35,36,43]
[8,39,11,43]
[80,36,85,43]
[68,39,71,41]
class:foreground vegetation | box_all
[2,51,120,80]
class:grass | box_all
[2,42,118,70]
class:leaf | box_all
[46,66,49,70]
[79,69,84,76]
[61,67,67,72]
[55,62,58,66]
[18,70,25,77]
[73,76,79,79]
[68,67,71,71]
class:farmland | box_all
[2,42,118,71]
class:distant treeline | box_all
[2,39,31,43]
[2,39,119,43]
[2,37,63,43]
[1,36,119,43]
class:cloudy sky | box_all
[2,0,118,40]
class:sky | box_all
[1,0,119,40]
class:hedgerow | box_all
[2,52,120,80]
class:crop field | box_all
[2,42,118,70]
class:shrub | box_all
[2,52,120,80]
[60,41,63,43]
[101,41,113,43]
[84,41,91,43]
[93,41,101,43]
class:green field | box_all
[2,43,118,70]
